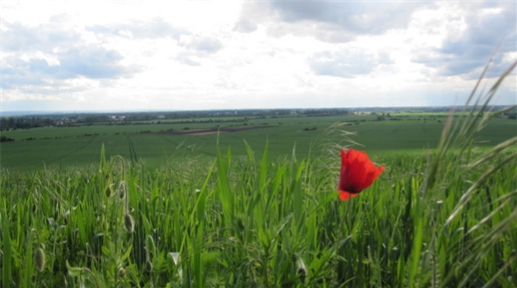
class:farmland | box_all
[1,112,515,172]
[1,104,516,287]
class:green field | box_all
[1,95,517,287]
[1,114,515,172]
[1,127,516,287]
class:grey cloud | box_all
[1,16,144,96]
[59,47,142,79]
[378,51,394,65]
[179,36,223,54]
[2,46,142,93]
[233,18,258,33]
[437,45,507,77]
[3,21,80,52]
[271,2,419,33]
[415,2,516,77]
[442,5,516,53]
[1,60,52,89]
[86,18,188,39]
[233,3,270,34]
[27,58,63,77]
[308,50,385,78]
[49,13,73,23]
[175,52,201,66]
[237,1,432,42]
[186,37,223,53]
[2,17,142,88]
[264,20,359,43]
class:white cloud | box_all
[412,2,516,78]
[238,1,434,43]
[178,35,223,54]
[0,1,515,111]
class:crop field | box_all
[0,114,515,172]
[1,83,516,287]
[1,107,516,287]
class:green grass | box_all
[1,115,515,172]
[0,139,515,287]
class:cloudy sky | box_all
[1,1,516,112]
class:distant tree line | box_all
[162,109,295,119]
[298,109,351,117]
[0,117,54,130]
[76,115,111,124]
[2,107,512,131]
[74,109,352,124]
[0,136,15,142]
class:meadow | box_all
[1,63,516,287]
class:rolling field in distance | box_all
[1,113,515,172]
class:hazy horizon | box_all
[4,104,515,117]
[1,1,516,112]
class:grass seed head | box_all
[296,257,307,283]
[34,247,46,272]
[105,184,113,198]
[124,213,135,233]
[145,261,153,272]
[146,235,156,254]
[118,267,126,278]
[118,181,127,199]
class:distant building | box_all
[109,116,126,121]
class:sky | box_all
[1,1,516,112]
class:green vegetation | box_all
[1,113,515,172]
[1,131,516,287]
[0,61,516,287]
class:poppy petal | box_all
[337,148,384,201]
[338,191,359,201]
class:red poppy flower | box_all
[337,149,384,201]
